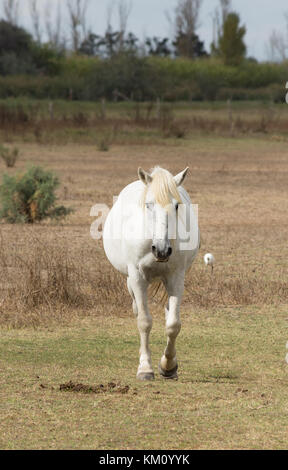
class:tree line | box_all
[0,0,248,73]
[0,0,286,102]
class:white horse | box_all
[103,166,200,380]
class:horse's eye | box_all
[146,203,153,211]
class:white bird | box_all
[204,253,215,273]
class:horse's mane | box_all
[141,167,182,208]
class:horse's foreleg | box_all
[127,278,138,316]
[159,273,184,379]
[127,275,154,380]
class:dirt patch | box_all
[59,380,130,394]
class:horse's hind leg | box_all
[159,272,184,380]
[127,277,138,316]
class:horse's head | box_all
[138,166,189,262]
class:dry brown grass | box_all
[0,231,128,327]
[185,266,288,307]
[0,101,288,145]
[0,131,287,326]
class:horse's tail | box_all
[148,280,168,306]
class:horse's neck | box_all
[119,180,144,204]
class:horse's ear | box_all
[174,167,189,186]
[138,167,152,185]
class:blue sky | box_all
[10,0,288,61]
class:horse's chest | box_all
[138,257,176,283]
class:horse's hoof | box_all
[137,372,155,381]
[158,363,178,380]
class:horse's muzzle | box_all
[152,244,172,262]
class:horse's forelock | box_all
[141,168,182,209]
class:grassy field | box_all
[0,108,287,449]
[0,306,287,450]
[0,98,287,145]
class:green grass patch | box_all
[0,306,287,450]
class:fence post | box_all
[100,98,106,120]
[227,98,234,136]
[49,101,54,121]
[156,97,161,120]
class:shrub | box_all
[0,166,72,223]
[0,52,36,75]
[0,57,287,101]
[0,145,19,167]
[97,133,111,151]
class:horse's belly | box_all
[103,210,128,275]
[103,190,147,276]
[103,206,128,275]
[103,236,128,275]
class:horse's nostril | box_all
[167,247,172,256]
[152,245,156,253]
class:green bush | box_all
[0,56,287,101]
[0,75,85,100]
[0,145,19,167]
[148,58,288,101]
[82,54,163,101]
[0,52,37,75]
[0,166,72,223]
